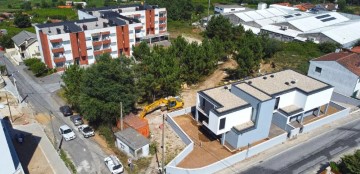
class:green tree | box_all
[79,54,137,123]
[168,36,188,58]
[146,0,193,20]
[259,33,283,58]
[205,15,233,41]
[30,61,47,76]
[340,150,360,174]
[21,2,32,11]
[318,42,340,54]
[61,65,84,110]
[14,13,31,28]
[136,46,181,101]
[233,46,260,78]
[75,4,83,9]
[338,0,347,10]
[132,41,150,61]
[195,4,205,15]
[41,0,50,8]
[0,35,14,48]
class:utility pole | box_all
[120,102,123,131]
[161,114,165,173]
[6,92,13,122]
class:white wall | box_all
[207,106,252,135]
[116,138,130,155]
[215,7,245,13]
[304,87,333,111]
[84,27,118,59]
[25,41,40,58]
[140,144,149,157]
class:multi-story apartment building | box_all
[35,4,167,71]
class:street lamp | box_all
[8,71,20,103]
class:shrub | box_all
[24,58,41,67]
[59,149,77,174]
[149,141,158,155]
[30,61,46,76]
[330,161,339,172]
[98,125,115,147]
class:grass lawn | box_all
[167,20,203,40]
[26,8,78,23]
[264,42,323,74]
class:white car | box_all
[78,125,95,138]
[59,125,76,141]
[104,155,124,174]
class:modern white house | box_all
[196,70,334,149]
[308,52,360,98]
[114,127,149,159]
[11,31,40,59]
[214,4,245,14]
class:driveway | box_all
[0,52,109,174]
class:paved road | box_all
[241,113,360,174]
[0,52,108,174]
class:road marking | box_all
[330,146,348,156]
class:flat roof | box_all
[234,83,271,101]
[245,70,331,96]
[201,85,249,113]
[114,127,149,150]
[215,4,244,8]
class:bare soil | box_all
[181,59,238,108]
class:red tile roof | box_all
[313,52,360,76]
[295,3,315,11]
[351,46,360,54]
[276,2,291,7]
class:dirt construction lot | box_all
[174,114,235,168]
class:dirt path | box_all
[181,59,238,108]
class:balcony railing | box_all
[92,40,102,47]
[53,56,65,63]
[94,48,112,56]
[52,47,64,53]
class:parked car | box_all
[60,105,73,116]
[70,115,83,126]
[59,125,76,141]
[78,125,95,138]
[104,155,124,174]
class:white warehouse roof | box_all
[288,12,349,32]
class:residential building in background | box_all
[196,70,333,149]
[214,4,245,14]
[11,31,40,59]
[35,4,167,71]
[308,52,360,98]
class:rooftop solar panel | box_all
[284,15,293,18]
[294,13,301,16]
[321,17,336,22]
[316,14,331,19]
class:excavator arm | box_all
[139,98,168,119]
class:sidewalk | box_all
[13,123,71,174]
[216,108,360,174]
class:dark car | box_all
[70,115,84,126]
[60,105,73,116]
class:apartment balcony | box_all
[92,40,103,47]
[101,31,110,35]
[50,38,63,43]
[93,48,112,56]
[135,32,143,38]
[52,47,64,53]
[159,16,166,21]
[159,23,166,27]
[53,56,66,63]
[102,39,111,45]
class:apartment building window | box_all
[111,42,116,46]
[86,37,91,41]
[64,50,71,54]
[86,46,92,50]
[55,62,64,67]
[155,21,158,24]
[111,51,117,54]
[155,14,158,16]
[219,118,226,130]
[315,67,322,73]
[130,39,134,42]
[110,33,116,36]
[88,55,94,59]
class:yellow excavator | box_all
[139,96,184,119]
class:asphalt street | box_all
[0,52,109,174]
[241,112,360,174]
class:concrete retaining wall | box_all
[302,102,350,133]
[166,107,195,168]
[166,133,288,174]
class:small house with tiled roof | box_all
[308,51,360,97]
[11,30,40,59]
